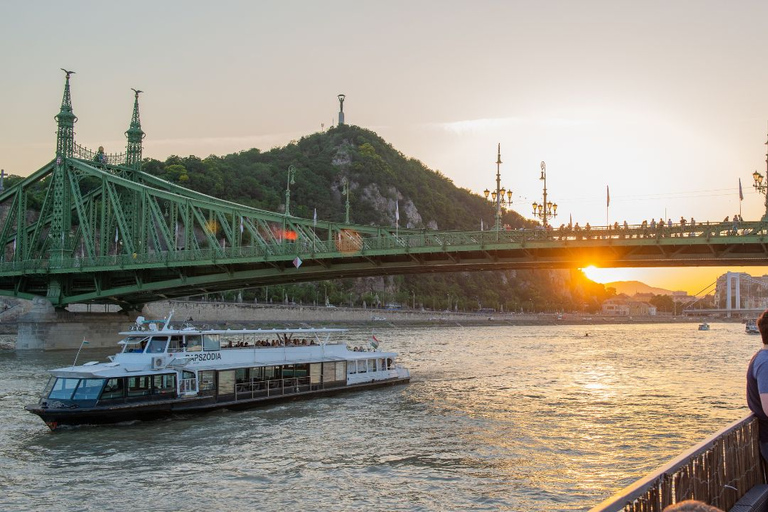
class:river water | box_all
[0,322,757,511]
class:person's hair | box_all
[758,309,768,344]
[662,499,723,511]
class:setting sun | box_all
[581,266,635,285]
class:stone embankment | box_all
[143,300,708,328]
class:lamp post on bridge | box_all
[532,161,557,228]
[285,165,297,217]
[483,143,512,231]
[753,131,768,220]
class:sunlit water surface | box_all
[0,323,756,511]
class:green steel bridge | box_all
[2,72,768,309]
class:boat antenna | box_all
[162,310,174,331]
[71,338,89,368]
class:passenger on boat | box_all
[746,309,768,462]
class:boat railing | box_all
[234,376,313,399]
[590,414,766,512]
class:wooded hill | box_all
[140,124,611,312]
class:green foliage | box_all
[139,124,608,312]
[649,294,675,313]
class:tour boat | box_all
[746,320,760,335]
[25,313,410,430]
[698,322,710,331]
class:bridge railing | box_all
[73,143,126,166]
[2,220,768,273]
[590,414,765,512]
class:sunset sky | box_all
[1,1,768,294]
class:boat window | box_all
[387,358,393,370]
[264,366,278,380]
[168,335,184,352]
[186,335,202,352]
[73,379,105,400]
[336,361,346,381]
[283,364,295,377]
[203,334,220,351]
[41,377,56,398]
[310,363,321,384]
[147,337,168,354]
[379,359,385,371]
[101,378,125,400]
[367,359,375,372]
[235,368,248,383]
[121,336,149,353]
[218,370,235,395]
[153,374,176,395]
[295,363,309,377]
[127,376,151,397]
[48,378,80,400]
[322,362,336,382]
[199,370,216,391]
[359,360,367,373]
[347,361,357,375]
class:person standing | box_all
[747,309,768,461]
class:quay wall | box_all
[17,313,136,350]
[142,300,712,327]
[15,298,136,350]
[7,297,722,351]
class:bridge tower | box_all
[725,271,742,317]
[50,69,78,270]
[125,89,145,170]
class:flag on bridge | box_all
[313,208,317,228]
[293,256,302,268]
[739,178,744,201]
[606,185,610,207]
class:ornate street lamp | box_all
[341,177,351,224]
[483,144,512,231]
[285,165,297,216]
[531,161,557,227]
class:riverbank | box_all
[0,298,744,347]
[142,300,730,329]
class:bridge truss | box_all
[2,72,768,309]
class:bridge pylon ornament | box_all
[125,88,145,170]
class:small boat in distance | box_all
[698,322,710,331]
[25,312,410,430]
[746,319,760,335]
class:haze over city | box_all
[2,0,768,294]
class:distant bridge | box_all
[2,73,768,309]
